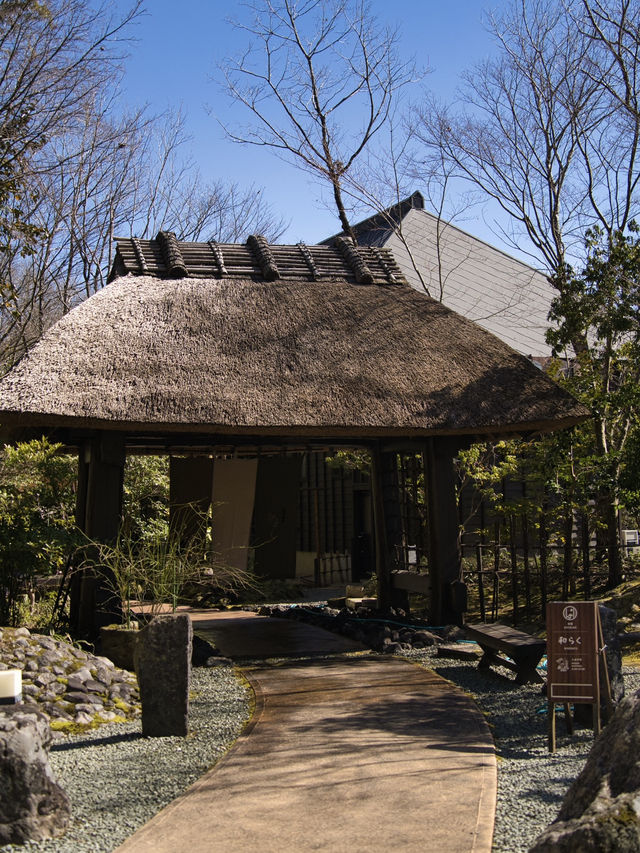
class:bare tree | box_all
[412,0,640,279]
[220,0,417,239]
[0,105,287,370]
[577,0,640,121]
[0,2,287,371]
[411,0,640,586]
[0,0,144,255]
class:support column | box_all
[73,432,126,636]
[371,443,393,611]
[252,456,301,579]
[381,448,410,611]
[169,455,214,542]
[423,437,464,625]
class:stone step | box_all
[436,643,482,661]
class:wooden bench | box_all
[464,623,546,685]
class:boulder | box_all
[191,634,220,666]
[599,604,625,703]
[529,688,640,852]
[135,613,192,737]
[575,604,625,727]
[0,707,70,844]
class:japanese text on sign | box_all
[546,601,599,703]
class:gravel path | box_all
[0,666,251,853]
[406,648,640,853]
[1,647,638,853]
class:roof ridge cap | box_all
[247,234,280,281]
[157,231,188,278]
[334,236,374,284]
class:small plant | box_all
[83,504,259,626]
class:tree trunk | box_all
[509,514,519,625]
[539,499,549,620]
[331,178,356,242]
[603,495,622,588]
[581,510,591,599]
[562,509,573,599]
[523,512,532,616]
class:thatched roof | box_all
[0,234,587,442]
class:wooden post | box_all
[370,443,392,611]
[510,514,519,625]
[169,455,214,542]
[73,432,126,637]
[423,438,462,625]
[476,544,486,623]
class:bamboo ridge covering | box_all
[110,234,402,284]
[0,235,587,437]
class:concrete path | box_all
[117,612,496,853]
[188,608,368,658]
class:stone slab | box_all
[437,643,483,661]
[135,614,192,737]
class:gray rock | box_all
[413,630,439,646]
[600,605,624,704]
[192,634,220,666]
[441,625,467,642]
[0,707,70,844]
[63,692,94,704]
[529,688,640,852]
[73,712,94,725]
[205,656,233,667]
[135,613,192,737]
[575,604,625,727]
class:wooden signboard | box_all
[546,601,602,751]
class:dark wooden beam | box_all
[73,432,126,637]
[370,443,393,611]
[169,456,214,542]
[423,437,464,625]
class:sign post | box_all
[546,601,601,752]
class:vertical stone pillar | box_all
[423,438,463,625]
[135,613,192,737]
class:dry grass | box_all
[0,269,586,437]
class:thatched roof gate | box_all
[0,233,587,631]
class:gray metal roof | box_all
[336,195,555,359]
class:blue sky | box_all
[114,1,507,246]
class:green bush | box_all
[0,438,79,625]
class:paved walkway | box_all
[117,611,496,853]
